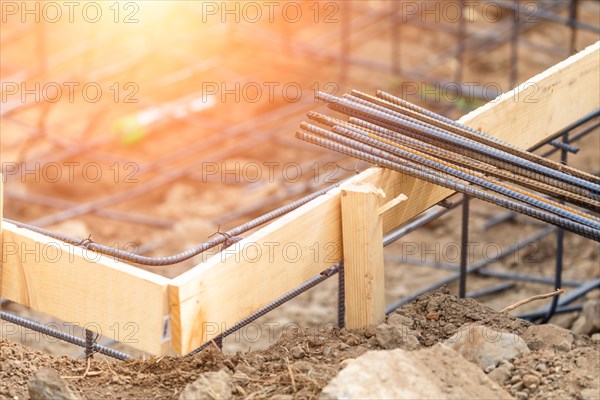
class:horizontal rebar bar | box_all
[4,190,174,229]
[3,179,348,266]
[391,257,585,287]
[0,311,131,361]
[385,227,557,313]
[521,277,600,320]
[466,282,515,299]
[516,304,584,320]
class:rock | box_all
[337,343,350,350]
[591,333,600,343]
[487,361,514,385]
[375,323,420,350]
[522,374,540,389]
[572,300,600,336]
[232,371,250,387]
[387,313,414,328]
[580,388,600,400]
[293,361,313,373]
[523,324,574,352]
[536,362,548,372]
[444,324,530,371]
[320,344,512,399]
[443,323,458,336]
[291,345,306,359]
[235,363,256,375]
[179,370,234,400]
[515,391,528,400]
[28,368,81,400]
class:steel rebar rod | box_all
[185,203,458,356]
[186,264,341,356]
[343,110,598,201]
[4,190,174,229]
[318,92,600,195]
[541,122,600,158]
[300,123,600,231]
[3,180,348,266]
[391,258,584,287]
[309,111,600,209]
[329,118,600,214]
[296,130,600,240]
[466,282,515,299]
[385,227,558,313]
[516,304,584,320]
[371,90,600,184]
[0,311,131,361]
[543,131,570,322]
[459,195,470,298]
[518,277,600,320]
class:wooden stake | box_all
[341,183,386,329]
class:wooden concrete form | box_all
[1,220,171,355]
[1,42,598,356]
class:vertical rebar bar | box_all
[542,131,569,323]
[509,6,520,88]
[391,0,401,75]
[569,0,579,54]
[85,329,95,359]
[337,261,346,328]
[459,194,470,298]
[455,0,467,84]
[339,1,351,87]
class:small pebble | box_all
[290,345,306,359]
[338,343,350,350]
[536,363,547,371]
[515,391,528,400]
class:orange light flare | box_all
[0,0,333,160]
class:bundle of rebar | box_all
[297,90,600,242]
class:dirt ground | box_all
[2,289,599,399]
[1,1,600,398]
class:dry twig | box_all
[500,288,565,313]
[284,356,297,393]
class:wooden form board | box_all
[1,220,172,355]
[170,42,600,354]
